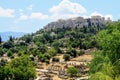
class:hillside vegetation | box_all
[0,16,108,59]
[0,16,114,80]
[89,22,120,80]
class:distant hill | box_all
[0,16,112,65]
[0,32,26,41]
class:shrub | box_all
[52,57,59,62]
[78,49,85,56]
[63,54,70,61]
[7,50,13,57]
[67,67,79,77]
[45,60,50,64]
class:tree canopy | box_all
[67,66,79,77]
[89,22,120,80]
[0,55,36,80]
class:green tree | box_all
[0,48,4,56]
[63,54,70,61]
[43,33,52,42]
[38,45,47,53]
[89,22,120,80]
[47,47,57,56]
[21,34,32,43]
[90,72,113,80]
[66,49,78,58]
[79,49,85,56]
[52,57,60,62]
[44,53,51,60]
[0,35,2,44]
[0,66,5,79]
[0,59,7,66]
[71,49,77,57]
[9,36,14,42]
[67,66,79,77]
[3,41,14,49]
[4,55,36,80]
[7,50,13,57]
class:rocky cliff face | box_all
[44,16,108,30]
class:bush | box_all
[0,59,7,66]
[63,54,70,61]
[78,49,85,56]
[71,49,77,57]
[47,47,57,56]
[45,60,50,64]
[7,50,13,57]
[54,47,62,53]
[38,54,46,62]
[3,56,36,80]
[0,48,4,56]
[3,41,14,49]
[67,67,79,77]
[66,49,78,58]
[52,57,59,62]
[44,53,51,60]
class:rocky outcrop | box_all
[44,16,109,30]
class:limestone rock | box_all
[44,16,108,30]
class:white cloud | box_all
[90,11,113,20]
[49,0,113,20]
[90,12,103,17]
[19,9,23,12]
[0,7,15,17]
[19,15,28,21]
[30,12,48,20]
[19,9,24,16]
[104,15,113,20]
[83,11,113,20]
[14,14,28,23]
[16,12,48,22]
[27,5,33,11]
[49,0,86,19]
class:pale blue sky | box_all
[0,0,119,33]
